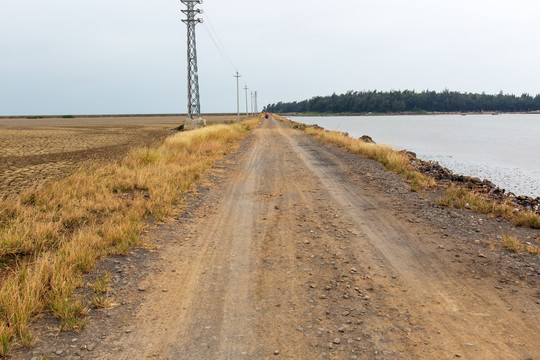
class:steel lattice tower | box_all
[181,0,203,119]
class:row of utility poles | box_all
[235,71,258,122]
[244,86,258,116]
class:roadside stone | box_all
[333,338,341,344]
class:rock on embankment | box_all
[406,153,540,214]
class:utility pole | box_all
[181,0,205,129]
[235,71,241,122]
[244,85,249,116]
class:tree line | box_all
[263,90,540,114]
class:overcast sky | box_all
[1,0,540,116]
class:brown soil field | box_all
[0,115,238,199]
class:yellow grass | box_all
[438,185,540,229]
[526,244,540,255]
[91,294,114,310]
[0,116,261,353]
[514,211,540,229]
[437,186,514,218]
[501,234,523,253]
[283,117,435,191]
[91,273,111,294]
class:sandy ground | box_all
[14,117,539,359]
[0,115,238,198]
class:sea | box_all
[287,114,540,198]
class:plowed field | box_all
[0,115,236,198]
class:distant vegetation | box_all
[264,90,540,114]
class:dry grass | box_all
[502,234,524,253]
[0,116,261,352]
[91,295,113,310]
[437,186,514,218]
[0,323,12,357]
[91,273,111,294]
[438,185,540,229]
[90,273,113,309]
[281,116,435,191]
[499,233,539,255]
[514,211,540,229]
[526,244,540,255]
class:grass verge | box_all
[0,116,261,354]
[438,185,540,229]
[277,115,435,191]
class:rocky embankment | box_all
[410,156,540,214]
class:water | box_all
[288,114,540,198]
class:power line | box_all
[203,11,238,73]
[201,22,236,75]
[198,6,257,116]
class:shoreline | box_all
[286,118,540,214]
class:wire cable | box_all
[203,10,238,73]
[201,21,236,75]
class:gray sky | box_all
[1,0,540,115]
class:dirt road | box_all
[21,117,539,359]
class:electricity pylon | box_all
[181,0,205,128]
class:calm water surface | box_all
[289,114,540,198]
